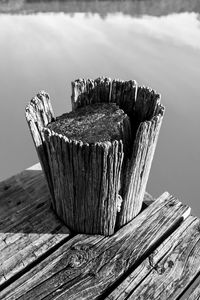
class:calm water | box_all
[0,1,200,216]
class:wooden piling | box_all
[42,103,132,235]
[71,78,165,228]
[25,91,56,205]
[26,77,165,235]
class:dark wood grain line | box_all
[124,216,200,300]
[71,77,165,228]
[25,91,55,203]
[0,192,190,300]
[0,168,71,290]
[105,215,197,299]
[186,277,200,300]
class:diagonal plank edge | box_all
[0,164,153,294]
[186,278,200,300]
[105,215,199,300]
[0,192,191,300]
[125,214,200,300]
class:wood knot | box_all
[68,253,85,268]
[165,199,176,208]
[67,244,95,269]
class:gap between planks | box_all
[0,191,191,300]
[105,214,200,300]
[0,166,71,290]
[0,163,152,294]
[1,164,197,300]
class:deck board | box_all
[0,163,153,292]
[187,281,200,300]
[0,192,190,299]
[0,167,71,288]
[0,163,199,299]
[106,215,200,300]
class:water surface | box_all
[0,1,200,216]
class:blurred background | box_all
[0,0,200,216]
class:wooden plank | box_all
[0,192,190,299]
[0,168,71,288]
[0,170,50,229]
[178,276,200,300]
[128,216,200,299]
[106,215,200,299]
[186,279,200,300]
[0,162,152,289]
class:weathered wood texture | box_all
[25,91,55,203]
[71,77,165,228]
[26,78,164,235]
[0,168,70,289]
[43,103,133,235]
[126,216,200,300]
[43,128,124,235]
[26,91,131,235]
[47,103,132,144]
[28,162,155,208]
[187,281,200,300]
[0,192,191,300]
[106,214,200,300]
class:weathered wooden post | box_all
[25,77,165,235]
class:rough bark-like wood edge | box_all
[25,78,164,233]
[43,128,124,235]
[118,107,165,227]
[25,91,55,204]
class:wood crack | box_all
[0,235,73,292]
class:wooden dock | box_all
[0,163,200,299]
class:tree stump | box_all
[25,77,165,235]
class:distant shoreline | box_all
[0,0,200,16]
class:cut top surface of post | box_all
[47,102,130,144]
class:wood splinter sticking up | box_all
[25,77,165,236]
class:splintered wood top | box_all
[0,163,200,299]
[47,103,128,143]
